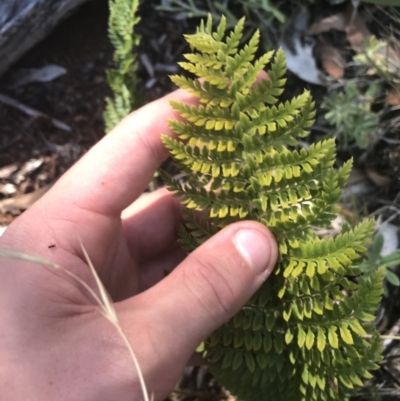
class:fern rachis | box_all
[162,15,384,401]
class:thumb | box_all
[133,221,278,355]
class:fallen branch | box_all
[0,0,90,76]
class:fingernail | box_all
[234,229,272,275]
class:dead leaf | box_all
[315,9,400,86]
[0,163,18,180]
[308,3,371,53]
[344,4,371,53]
[315,42,346,79]
[0,183,16,196]
[280,9,326,85]
[282,36,325,85]
[347,168,368,186]
[308,14,346,35]
[377,222,399,257]
[366,168,392,187]
[8,64,67,89]
[386,88,400,106]
[0,184,53,214]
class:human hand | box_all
[0,89,278,401]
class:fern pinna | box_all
[161,16,384,401]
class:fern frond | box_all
[104,0,141,133]
[162,15,383,401]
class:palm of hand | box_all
[0,90,277,401]
[0,92,190,401]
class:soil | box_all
[0,0,111,222]
[0,0,189,223]
[1,0,400,400]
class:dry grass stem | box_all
[79,239,152,401]
[0,246,152,401]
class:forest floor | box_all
[1,0,400,400]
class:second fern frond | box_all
[104,0,141,133]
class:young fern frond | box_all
[162,15,383,401]
[104,0,141,133]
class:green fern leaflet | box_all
[162,15,384,401]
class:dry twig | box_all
[0,93,71,132]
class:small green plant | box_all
[358,233,400,295]
[104,0,141,133]
[355,35,400,92]
[162,15,384,401]
[322,82,381,149]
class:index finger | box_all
[53,89,197,217]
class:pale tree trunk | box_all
[0,0,93,76]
